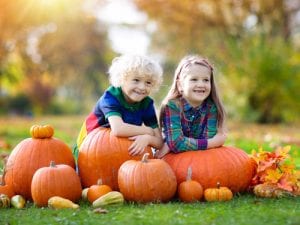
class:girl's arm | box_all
[108,116,154,137]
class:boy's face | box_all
[121,74,154,103]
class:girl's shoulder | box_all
[165,98,181,109]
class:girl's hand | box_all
[154,143,171,159]
[128,135,150,156]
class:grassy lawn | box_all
[0,115,299,225]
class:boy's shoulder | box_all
[105,86,154,109]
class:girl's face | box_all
[121,74,154,103]
[178,64,211,107]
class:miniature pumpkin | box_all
[87,179,112,203]
[163,146,256,193]
[178,167,203,202]
[4,125,75,200]
[30,124,54,139]
[0,194,10,208]
[204,182,233,202]
[118,153,177,203]
[78,128,153,190]
[31,161,82,207]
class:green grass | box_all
[0,116,299,225]
[1,195,300,225]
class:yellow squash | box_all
[48,196,79,209]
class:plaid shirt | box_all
[161,97,217,153]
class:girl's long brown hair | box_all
[160,55,226,128]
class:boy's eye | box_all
[133,78,139,82]
[203,78,210,82]
[146,81,153,86]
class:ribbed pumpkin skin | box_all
[78,128,153,190]
[118,155,177,203]
[4,138,75,200]
[178,180,203,202]
[163,146,256,193]
[31,162,82,207]
[0,183,15,198]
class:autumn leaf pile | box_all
[250,146,300,196]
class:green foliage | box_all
[219,35,300,123]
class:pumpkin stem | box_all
[50,161,56,167]
[186,166,192,181]
[142,153,150,163]
[217,182,220,189]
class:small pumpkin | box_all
[118,153,177,203]
[178,167,203,203]
[4,125,76,200]
[81,188,89,201]
[204,182,233,202]
[31,161,82,207]
[0,194,10,208]
[30,125,54,139]
[87,179,112,203]
[11,195,26,209]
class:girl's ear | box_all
[176,80,183,93]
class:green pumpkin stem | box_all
[142,153,150,163]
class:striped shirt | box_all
[161,97,217,153]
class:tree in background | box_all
[134,0,300,123]
[0,0,114,115]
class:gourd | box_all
[11,195,26,209]
[163,146,256,193]
[31,161,82,207]
[0,194,10,208]
[204,182,233,202]
[178,167,203,202]
[48,196,79,209]
[87,179,112,203]
[92,191,124,207]
[253,184,291,198]
[4,125,76,200]
[118,153,177,203]
[78,128,153,190]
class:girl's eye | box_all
[190,78,197,82]
[133,78,139,82]
[204,78,210,82]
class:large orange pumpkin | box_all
[31,161,82,207]
[163,146,256,193]
[78,128,153,190]
[118,153,177,203]
[0,174,15,198]
[4,125,75,200]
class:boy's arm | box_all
[108,115,154,137]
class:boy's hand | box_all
[128,135,150,156]
[154,143,170,159]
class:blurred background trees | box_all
[0,0,299,123]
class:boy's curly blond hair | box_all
[108,54,163,93]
